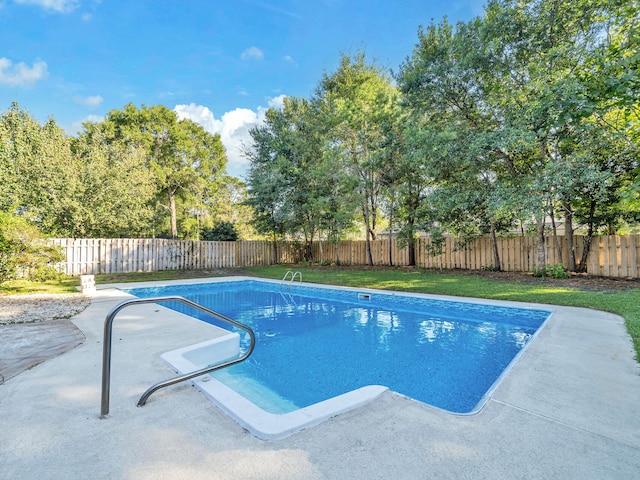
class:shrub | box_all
[531,267,547,278]
[530,264,570,279]
[201,221,239,241]
[548,263,570,279]
[0,212,65,283]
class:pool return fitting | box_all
[100,296,255,418]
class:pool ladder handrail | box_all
[281,270,302,291]
[100,295,255,418]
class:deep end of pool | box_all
[162,339,387,440]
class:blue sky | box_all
[1,0,484,177]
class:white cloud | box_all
[74,94,103,108]
[0,57,48,86]
[283,55,295,63]
[14,0,79,13]
[267,94,286,110]
[240,47,264,61]
[174,103,223,134]
[174,96,287,179]
[68,114,104,134]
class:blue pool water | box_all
[124,280,551,414]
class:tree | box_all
[397,19,516,270]
[201,221,239,241]
[398,1,638,273]
[478,0,639,271]
[0,103,161,238]
[103,104,227,239]
[245,96,357,261]
[59,122,157,237]
[203,176,258,239]
[0,103,71,221]
[317,52,400,265]
[0,212,64,283]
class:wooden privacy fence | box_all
[49,238,238,275]
[50,235,640,279]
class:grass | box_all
[2,265,638,360]
[94,270,226,284]
[0,277,81,294]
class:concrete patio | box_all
[1,278,639,479]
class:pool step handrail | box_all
[100,296,255,418]
[281,270,302,291]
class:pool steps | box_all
[99,296,255,418]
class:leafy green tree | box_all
[0,103,158,238]
[59,123,157,237]
[201,221,239,241]
[478,0,639,271]
[0,212,64,283]
[317,52,399,265]
[0,102,37,212]
[245,119,290,259]
[397,19,516,270]
[398,1,639,273]
[103,104,227,239]
[0,103,71,220]
[204,176,258,239]
[246,96,356,260]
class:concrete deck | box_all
[1,279,639,479]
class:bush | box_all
[548,263,570,279]
[200,221,239,241]
[530,264,570,279]
[0,212,65,283]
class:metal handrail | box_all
[281,270,302,291]
[100,296,255,418]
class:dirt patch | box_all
[442,269,640,293]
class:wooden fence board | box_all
[49,235,640,279]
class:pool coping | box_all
[115,276,554,439]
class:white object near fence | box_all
[80,274,96,294]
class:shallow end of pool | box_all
[162,339,388,440]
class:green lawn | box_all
[3,265,638,361]
[0,278,81,294]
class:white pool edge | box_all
[127,276,553,439]
[161,338,388,440]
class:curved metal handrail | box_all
[281,270,302,291]
[100,295,255,418]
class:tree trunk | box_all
[168,190,178,239]
[490,220,501,271]
[563,200,576,272]
[550,207,563,264]
[271,231,278,264]
[306,239,313,262]
[388,211,394,267]
[536,217,546,273]
[578,200,597,273]
[362,201,374,266]
[408,238,416,266]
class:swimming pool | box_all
[123,278,552,438]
